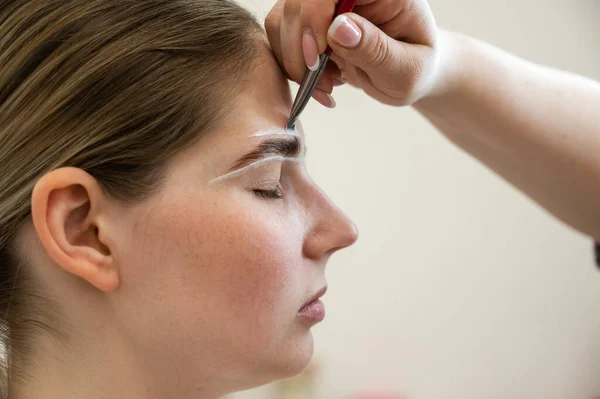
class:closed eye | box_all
[253,187,283,199]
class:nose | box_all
[302,186,359,259]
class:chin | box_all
[279,332,315,377]
[248,330,315,389]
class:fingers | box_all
[352,0,400,26]
[328,14,435,105]
[298,0,338,53]
[267,0,341,109]
[354,0,436,46]
[313,61,342,107]
[265,0,285,73]
[316,61,342,92]
[279,0,306,83]
[311,88,336,108]
[266,0,339,83]
[266,0,437,91]
[302,29,320,71]
[327,13,404,74]
[331,53,370,90]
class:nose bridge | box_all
[302,184,358,258]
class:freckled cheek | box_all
[123,190,309,342]
[176,204,306,320]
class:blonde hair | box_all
[0,0,262,395]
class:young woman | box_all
[0,1,358,398]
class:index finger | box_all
[299,0,338,53]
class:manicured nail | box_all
[302,29,320,71]
[328,15,361,48]
[327,93,336,108]
[312,88,336,108]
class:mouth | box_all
[298,286,327,323]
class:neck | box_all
[9,329,224,399]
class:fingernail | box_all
[328,14,361,48]
[312,89,336,108]
[327,93,336,108]
[333,78,347,86]
[302,29,320,71]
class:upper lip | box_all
[300,286,328,309]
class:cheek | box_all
[121,191,307,360]
[190,202,301,321]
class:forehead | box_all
[207,43,303,138]
[182,45,304,173]
[241,44,293,117]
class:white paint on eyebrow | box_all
[209,156,300,184]
[250,127,299,138]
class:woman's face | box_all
[113,48,358,392]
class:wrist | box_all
[421,29,467,101]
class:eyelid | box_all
[249,177,281,187]
[209,156,299,184]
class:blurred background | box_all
[232,1,600,398]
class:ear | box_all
[31,167,120,292]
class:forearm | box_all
[415,30,600,241]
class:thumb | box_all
[327,13,403,74]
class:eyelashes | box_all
[253,187,283,200]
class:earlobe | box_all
[31,167,120,292]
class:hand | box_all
[265,0,446,107]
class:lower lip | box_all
[298,299,325,322]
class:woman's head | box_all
[0,0,357,397]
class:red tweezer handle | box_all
[324,0,357,55]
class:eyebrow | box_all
[229,135,304,172]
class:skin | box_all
[15,44,358,399]
[266,0,600,241]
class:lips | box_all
[297,285,328,323]
[300,286,327,310]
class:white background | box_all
[233,1,600,398]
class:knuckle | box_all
[364,33,389,68]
